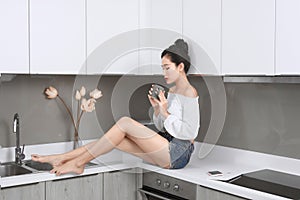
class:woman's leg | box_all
[31,141,97,167]
[31,137,155,166]
[115,137,156,165]
[51,117,170,175]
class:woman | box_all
[31,39,200,175]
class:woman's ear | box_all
[178,63,185,72]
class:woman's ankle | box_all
[76,152,94,167]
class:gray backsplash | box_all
[0,74,299,160]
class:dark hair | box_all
[161,39,191,74]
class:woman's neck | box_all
[174,74,190,92]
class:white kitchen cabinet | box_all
[139,0,152,75]
[0,182,45,200]
[197,186,247,200]
[30,0,86,74]
[103,169,137,200]
[222,0,275,75]
[45,174,103,200]
[139,0,182,75]
[0,0,29,74]
[150,0,182,33]
[183,0,221,75]
[275,0,300,75]
[87,0,139,75]
[150,0,183,75]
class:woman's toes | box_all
[31,154,40,161]
[50,168,56,174]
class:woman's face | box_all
[161,55,181,84]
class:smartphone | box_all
[151,84,165,100]
[207,170,223,177]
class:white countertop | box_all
[1,141,300,200]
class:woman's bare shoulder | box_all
[184,86,198,98]
[169,85,198,98]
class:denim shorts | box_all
[158,131,194,169]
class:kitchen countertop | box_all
[1,141,300,200]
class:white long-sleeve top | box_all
[153,93,200,140]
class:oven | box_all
[139,171,197,200]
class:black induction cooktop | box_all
[227,169,300,199]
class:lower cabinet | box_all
[103,169,138,200]
[0,182,45,200]
[0,172,253,200]
[46,173,103,200]
[0,169,140,200]
[197,186,248,200]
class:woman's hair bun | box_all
[161,38,191,73]
[174,39,188,54]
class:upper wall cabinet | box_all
[30,0,86,74]
[0,0,29,74]
[139,0,182,75]
[183,0,221,75]
[276,0,300,75]
[87,0,139,75]
[138,0,152,75]
[222,0,275,75]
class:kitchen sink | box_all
[0,160,100,177]
[23,160,98,171]
[0,163,33,177]
[24,160,53,171]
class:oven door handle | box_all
[138,188,173,200]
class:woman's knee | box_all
[116,116,133,132]
[116,117,154,138]
[118,116,132,123]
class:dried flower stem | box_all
[77,101,80,124]
[57,95,79,135]
[76,111,84,133]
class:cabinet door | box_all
[0,182,45,200]
[197,186,247,200]
[276,0,300,75]
[30,0,86,74]
[222,0,275,75]
[183,0,221,75]
[139,0,182,75]
[104,169,137,200]
[46,174,103,200]
[87,0,139,75]
[0,0,29,74]
[139,0,152,75]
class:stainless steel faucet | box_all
[13,113,25,165]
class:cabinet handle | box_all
[2,182,40,189]
[50,173,99,182]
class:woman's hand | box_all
[148,85,158,105]
[157,90,170,118]
[148,88,170,118]
[148,86,170,118]
[147,87,158,107]
[148,86,160,116]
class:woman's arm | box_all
[152,111,165,131]
[164,98,200,140]
[148,91,164,131]
[151,90,169,131]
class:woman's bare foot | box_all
[31,154,67,167]
[50,159,85,176]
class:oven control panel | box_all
[142,171,197,199]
